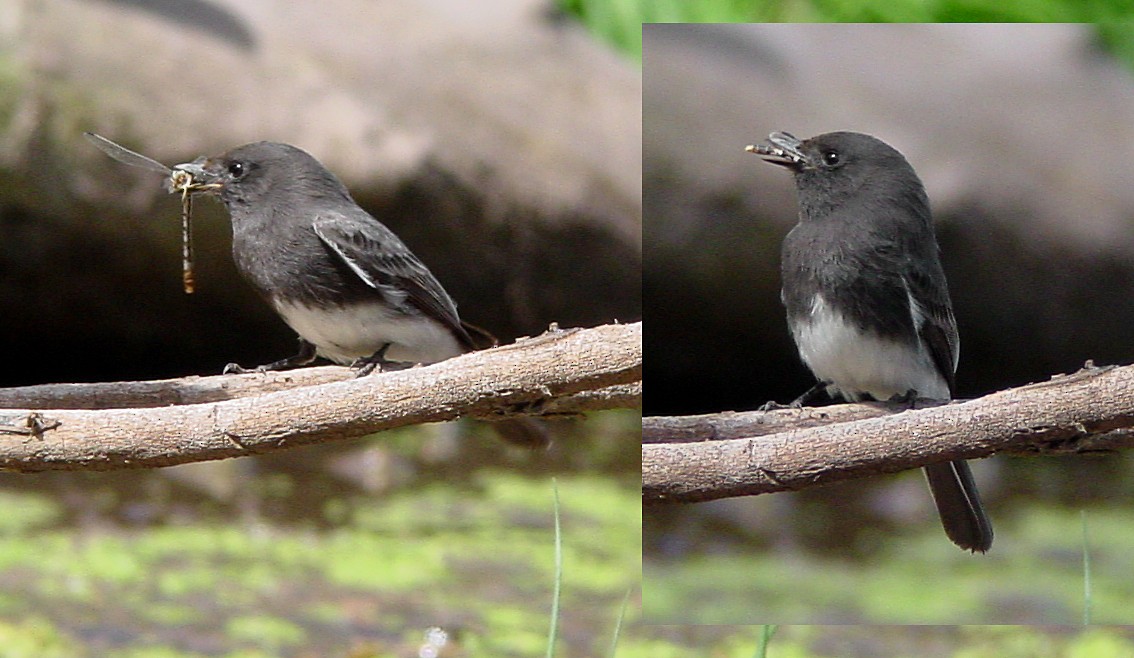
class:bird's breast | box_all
[791,294,948,401]
[272,299,465,365]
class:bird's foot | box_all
[759,381,833,411]
[351,343,414,377]
[888,388,920,408]
[222,339,318,374]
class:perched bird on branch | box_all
[750,131,992,552]
[174,142,547,447]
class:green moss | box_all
[1066,628,1134,658]
[136,602,204,627]
[224,614,306,648]
[0,473,638,654]
[0,617,79,658]
[607,637,727,658]
[321,532,449,590]
[465,608,551,656]
[107,648,208,658]
[646,505,1134,624]
[0,492,63,537]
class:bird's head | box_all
[747,131,925,217]
[173,142,350,209]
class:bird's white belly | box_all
[792,295,948,401]
[273,300,464,365]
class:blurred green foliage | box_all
[558,0,1134,69]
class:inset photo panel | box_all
[644,22,1134,624]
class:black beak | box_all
[170,158,224,195]
[745,131,807,169]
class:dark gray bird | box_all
[749,130,993,552]
[174,141,546,447]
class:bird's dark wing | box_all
[312,212,473,350]
[905,265,959,395]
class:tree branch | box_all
[0,364,639,412]
[642,400,945,443]
[0,322,641,472]
[643,363,1134,504]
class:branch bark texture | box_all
[0,322,641,472]
[644,364,1134,503]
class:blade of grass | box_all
[1081,510,1092,625]
[606,588,632,658]
[546,478,563,658]
[754,624,777,658]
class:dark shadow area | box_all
[88,0,256,50]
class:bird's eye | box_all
[821,150,841,167]
[227,161,246,178]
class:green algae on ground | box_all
[645,505,1134,624]
[0,473,639,655]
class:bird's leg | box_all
[223,339,319,374]
[759,380,831,411]
[351,343,414,377]
[790,380,834,406]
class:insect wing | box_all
[84,132,172,174]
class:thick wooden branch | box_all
[642,400,946,443]
[0,365,640,413]
[0,322,641,472]
[0,367,356,409]
[644,363,1134,504]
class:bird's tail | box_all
[460,320,500,351]
[487,417,551,449]
[923,460,993,552]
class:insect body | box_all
[84,132,217,293]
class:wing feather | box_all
[312,213,473,350]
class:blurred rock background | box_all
[645,23,1134,621]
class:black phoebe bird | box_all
[748,130,993,552]
[174,141,546,447]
